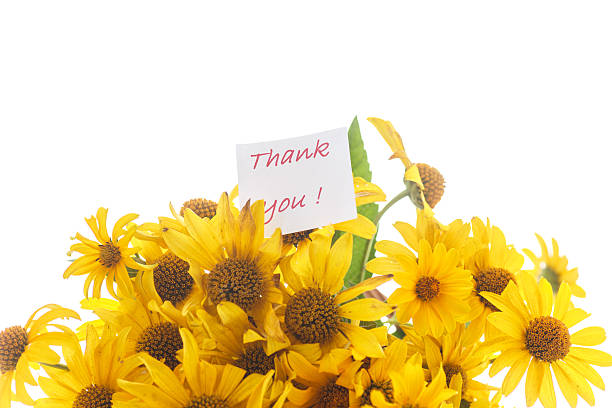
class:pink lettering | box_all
[296,148,313,161]
[266,151,280,167]
[251,151,269,170]
[278,198,290,212]
[281,149,294,165]
[314,139,330,158]
[291,194,306,209]
[264,200,277,224]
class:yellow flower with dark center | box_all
[65,208,149,298]
[481,272,612,408]
[130,236,205,311]
[368,239,473,337]
[0,305,79,407]
[88,293,190,371]
[369,353,457,408]
[189,301,314,407]
[280,177,385,250]
[36,325,141,408]
[367,117,439,213]
[281,227,393,358]
[117,329,263,408]
[334,340,409,407]
[406,323,496,408]
[464,219,524,338]
[286,351,350,408]
[161,193,284,335]
[524,233,585,297]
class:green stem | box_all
[359,189,411,283]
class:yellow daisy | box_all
[367,117,441,211]
[417,323,496,407]
[481,272,612,408]
[0,305,79,407]
[190,301,308,407]
[281,177,384,250]
[161,193,284,329]
[36,325,141,408]
[88,291,190,370]
[368,239,473,337]
[65,207,149,298]
[117,328,264,408]
[523,233,585,297]
[130,235,205,311]
[280,227,393,358]
[286,351,350,408]
[341,339,410,407]
[465,219,524,337]
[369,353,457,408]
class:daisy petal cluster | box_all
[1,116,609,408]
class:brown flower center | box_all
[73,385,113,408]
[98,242,121,268]
[185,395,228,408]
[234,343,276,376]
[416,163,445,208]
[136,322,183,369]
[525,316,571,362]
[415,276,440,302]
[473,267,516,311]
[207,258,265,311]
[0,326,28,374]
[316,382,349,408]
[361,380,394,406]
[285,288,339,344]
[282,229,315,247]
[181,198,218,219]
[443,364,468,394]
[154,251,194,305]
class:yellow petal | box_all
[525,359,545,406]
[337,298,393,321]
[569,347,612,366]
[324,233,352,294]
[571,327,606,347]
[138,354,188,404]
[333,215,376,239]
[335,274,393,304]
[339,323,384,358]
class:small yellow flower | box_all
[117,329,264,408]
[481,272,612,408]
[374,353,457,408]
[367,117,443,211]
[0,305,79,407]
[36,325,141,408]
[524,234,585,297]
[281,227,393,358]
[162,193,284,338]
[368,239,473,337]
[65,208,149,298]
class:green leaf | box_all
[348,116,372,182]
[343,117,379,287]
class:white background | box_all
[1,2,611,407]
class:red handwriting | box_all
[251,138,330,170]
[264,194,308,224]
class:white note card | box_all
[236,128,357,237]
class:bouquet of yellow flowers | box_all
[1,117,610,408]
